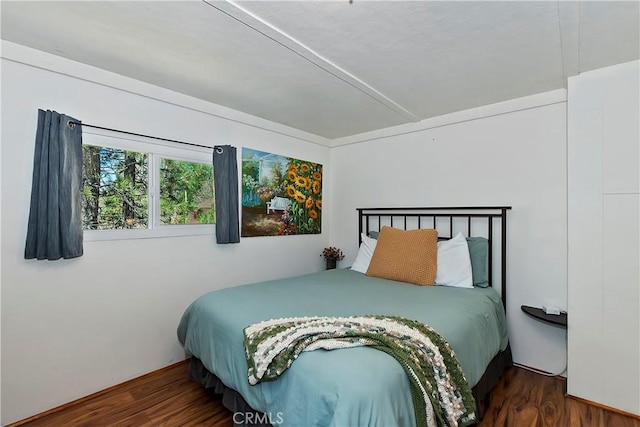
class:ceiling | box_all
[2,1,638,140]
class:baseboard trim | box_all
[566,394,640,420]
[6,359,191,427]
[512,362,567,378]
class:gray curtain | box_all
[213,145,240,244]
[25,109,83,260]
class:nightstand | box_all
[521,305,567,328]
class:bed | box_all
[178,206,512,426]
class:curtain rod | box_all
[67,121,217,151]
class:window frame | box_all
[82,132,215,242]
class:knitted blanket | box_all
[244,315,477,427]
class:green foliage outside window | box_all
[81,145,215,230]
[159,159,214,225]
[82,145,148,230]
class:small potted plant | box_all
[321,246,345,270]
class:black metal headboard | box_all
[357,206,511,308]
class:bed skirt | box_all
[471,343,513,419]
[188,343,513,426]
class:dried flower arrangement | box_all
[321,246,345,260]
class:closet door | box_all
[567,60,639,416]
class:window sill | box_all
[83,225,214,242]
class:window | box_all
[82,146,149,230]
[159,158,214,225]
[81,133,214,241]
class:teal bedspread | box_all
[177,269,508,427]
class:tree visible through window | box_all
[82,145,148,230]
[81,144,215,232]
[160,159,214,225]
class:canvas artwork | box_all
[241,148,322,237]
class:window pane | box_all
[82,145,149,230]
[160,159,215,225]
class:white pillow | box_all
[435,232,473,288]
[350,233,378,274]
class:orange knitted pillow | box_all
[366,226,438,286]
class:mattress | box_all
[177,268,509,426]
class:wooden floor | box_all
[14,361,640,427]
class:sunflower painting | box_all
[241,148,323,237]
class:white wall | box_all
[329,92,569,374]
[0,43,330,425]
[567,60,639,415]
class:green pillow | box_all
[466,237,489,287]
[368,230,380,239]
